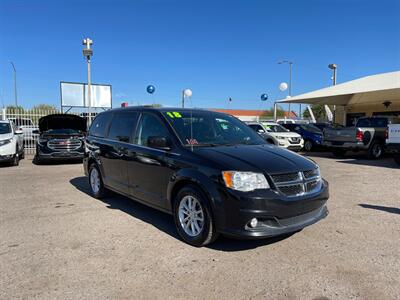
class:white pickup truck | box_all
[386,124,400,165]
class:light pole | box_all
[328,63,337,122]
[182,88,192,108]
[82,38,93,125]
[278,60,295,118]
[10,62,18,107]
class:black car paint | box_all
[84,107,329,238]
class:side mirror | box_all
[148,136,171,150]
[32,130,40,134]
[15,130,23,135]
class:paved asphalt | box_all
[1,153,399,299]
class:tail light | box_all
[356,129,364,142]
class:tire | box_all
[393,154,400,165]
[20,148,25,160]
[368,141,384,159]
[173,185,219,247]
[88,163,108,198]
[304,140,314,152]
[332,149,346,158]
[33,154,42,165]
[11,152,19,166]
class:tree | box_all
[6,105,24,113]
[303,104,327,122]
[32,104,58,111]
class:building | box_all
[211,108,297,122]
[277,71,400,126]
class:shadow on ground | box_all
[359,204,400,215]
[70,176,294,251]
[305,152,398,169]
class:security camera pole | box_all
[82,38,93,125]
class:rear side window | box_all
[89,113,112,138]
[108,112,139,142]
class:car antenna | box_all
[190,100,194,152]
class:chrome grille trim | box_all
[270,169,322,197]
[47,139,82,151]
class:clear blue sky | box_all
[1,0,399,111]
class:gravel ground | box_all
[1,153,399,299]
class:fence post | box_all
[1,108,5,120]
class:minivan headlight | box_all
[0,139,12,146]
[222,171,270,192]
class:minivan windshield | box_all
[163,110,265,146]
[45,128,82,135]
[0,123,12,134]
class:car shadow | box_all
[305,152,398,169]
[69,176,294,251]
[359,204,400,215]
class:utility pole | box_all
[328,63,337,123]
[82,38,93,125]
[10,62,18,107]
[278,60,294,118]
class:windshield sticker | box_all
[166,111,182,118]
[186,138,198,145]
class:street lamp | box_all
[10,62,18,107]
[182,88,192,108]
[328,63,338,122]
[278,60,296,118]
[82,38,93,125]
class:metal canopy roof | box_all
[278,71,400,106]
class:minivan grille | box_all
[47,139,82,151]
[270,169,322,197]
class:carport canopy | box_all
[277,71,400,106]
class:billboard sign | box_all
[61,81,112,108]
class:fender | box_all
[167,168,226,229]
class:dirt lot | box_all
[1,153,399,299]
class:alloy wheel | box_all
[90,167,100,194]
[178,195,205,237]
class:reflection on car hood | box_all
[195,144,316,174]
[0,133,13,140]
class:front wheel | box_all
[173,185,218,247]
[368,142,384,159]
[393,154,400,165]
[304,140,314,152]
[11,153,19,166]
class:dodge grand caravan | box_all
[84,107,329,246]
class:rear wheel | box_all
[88,164,108,198]
[173,185,218,247]
[368,142,384,159]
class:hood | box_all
[0,133,13,141]
[38,114,86,132]
[194,144,316,174]
[268,131,302,138]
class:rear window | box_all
[356,119,371,127]
[370,118,388,127]
[89,113,112,138]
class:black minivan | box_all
[84,107,329,246]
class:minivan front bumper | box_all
[215,180,329,238]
